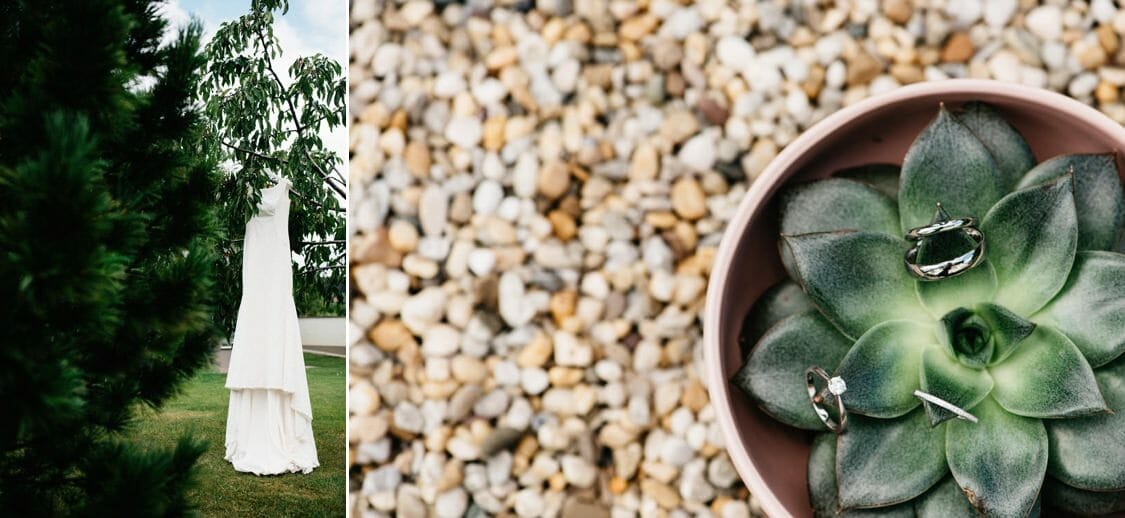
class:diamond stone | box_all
[827,377,847,396]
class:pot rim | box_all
[702,78,1125,518]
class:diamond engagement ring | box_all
[806,366,848,434]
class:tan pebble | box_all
[403,140,430,177]
[646,211,678,229]
[681,380,709,413]
[548,367,584,387]
[350,414,388,442]
[541,18,566,44]
[421,379,459,399]
[538,161,571,199]
[436,459,463,491]
[515,435,539,460]
[387,219,419,252]
[549,472,569,491]
[1097,81,1120,104]
[518,333,554,367]
[711,496,733,515]
[370,320,415,351]
[846,49,882,85]
[665,72,685,97]
[629,143,659,180]
[1099,24,1120,54]
[388,109,408,131]
[1076,40,1108,69]
[802,64,826,99]
[350,228,402,267]
[450,355,488,384]
[882,0,913,24]
[550,290,578,323]
[641,478,682,508]
[548,210,577,241]
[940,32,973,63]
[359,102,390,127]
[482,116,507,151]
[660,109,699,144]
[620,14,659,41]
[742,139,778,179]
[671,176,708,220]
[609,476,629,495]
[350,382,381,415]
[449,192,473,224]
[565,23,592,44]
[486,46,518,70]
[890,63,923,84]
[673,221,698,251]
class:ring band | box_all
[904,216,977,241]
[904,227,985,280]
[806,367,848,434]
[913,390,979,423]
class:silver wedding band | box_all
[904,217,985,281]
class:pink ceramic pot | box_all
[703,79,1125,517]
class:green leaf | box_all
[732,312,852,430]
[938,307,996,368]
[914,206,998,317]
[836,321,933,418]
[920,345,994,426]
[1042,477,1125,516]
[1017,154,1124,252]
[1045,356,1125,491]
[899,105,1005,233]
[956,102,1037,191]
[782,231,931,340]
[1033,251,1125,368]
[837,408,948,509]
[739,279,815,357]
[914,476,978,517]
[982,174,1078,316]
[989,326,1107,418]
[946,397,1047,518]
[836,163,901,199]
[975,302,1037,365]
[779,178,900,237]
[809,433,915,517]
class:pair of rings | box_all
[903,208,986,281]
[806,367,979,433]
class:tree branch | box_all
[253,23,347,199]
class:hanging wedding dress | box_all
[224,178,318,475]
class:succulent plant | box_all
[734,102,1125,517]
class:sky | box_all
[161,0,349,178]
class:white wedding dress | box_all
[224,178,318,475]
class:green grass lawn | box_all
[129,353,345,517]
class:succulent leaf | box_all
[899,105,1004,233]
[973,303,1037,365]
[938,307,996,369]
[914,476,979,517]
[837,408,948,509]
[779,178,900,237]
[989,326,1107,418]
[1033,251,1125,368]
[732,312,852,430]
[1017,154,1125,252]
[981,174,1079,316]
[835,321,932,418]
[920,345,994,427]
[955,101,1037,191]
[915,207,999,317]
[739,279,816,357]
[946,397,1047,518]
[836,163,901,199]
[1046,356,1125,491]
[809,433,915,517]
[782,231,930,340]
[1042,477,1125,515]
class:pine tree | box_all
[0,0,220,514]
